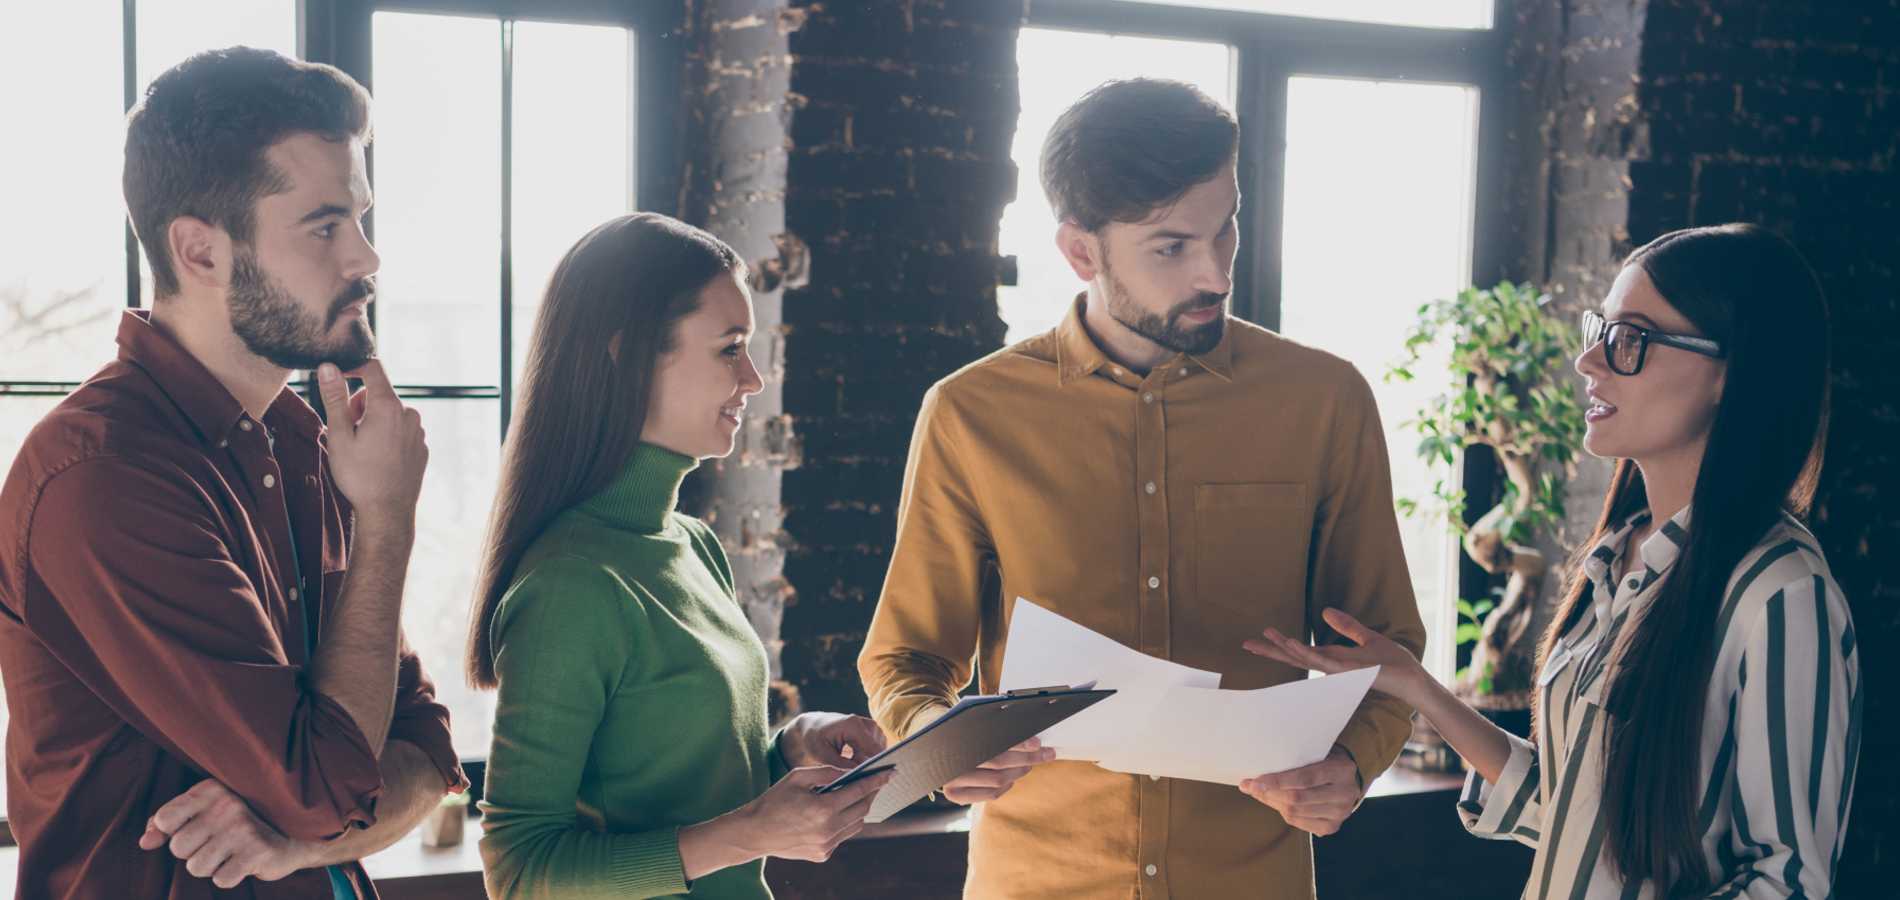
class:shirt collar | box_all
[1581,504,1692,587]
[116,309,324,448]
[1053,293,1235,386]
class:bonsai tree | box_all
[1389,281,1587,710]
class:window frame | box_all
[0,0,682,819]
[1020,0,1512,684]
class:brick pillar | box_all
[677,0,802,714]
[680,1,1023,718]
[777,0,1021,716]
[1498,0,1650,634]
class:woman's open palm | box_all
[1243,608,1427,706]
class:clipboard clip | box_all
[1004,683,1080,697]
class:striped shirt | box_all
[1457,506,1862,899]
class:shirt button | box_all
[1626,577,1640,589]
[217,439,229,448]
[288,587,300,603]
[1145,481,1157,495]
[1143,392,1154,404]
[1148,576,1160,589]
[1145,864,1158,877]
[239,420,253,432]
[262,474,276,488]
[1178,368,1188,376]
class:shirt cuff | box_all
[1456,732,1541,844]
[388,716,471,795]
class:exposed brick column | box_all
[1497,0,1650,636]
[680,1,1023,718]
[777,0,1021,716]
[677,0,802,709]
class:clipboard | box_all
[816,684,1114,823]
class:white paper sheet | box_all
[998,596,1379,784]
[998,598,1218,761]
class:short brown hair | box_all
[124,46,372,297]
[1040,78,1239,232]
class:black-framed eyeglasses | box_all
[1580,310,1725,376]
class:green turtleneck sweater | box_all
[478,444,789,899]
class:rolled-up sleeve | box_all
[25,457,384,840]
[1456,731,1544,847]
[388,630,470,795]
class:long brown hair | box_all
[466,213,741,689]
[1536,223,1830,891]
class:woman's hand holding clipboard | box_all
[815,685,1115,823]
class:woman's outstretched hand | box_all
[1243,608,1428,706]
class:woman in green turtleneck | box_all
[467,214,892,899]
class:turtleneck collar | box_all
[577,442,700,533]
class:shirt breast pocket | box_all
[1194,482,1311,624]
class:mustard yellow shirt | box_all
[859,298,1427,899]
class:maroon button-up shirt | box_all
[0,311,465,899]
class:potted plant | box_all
[1389,280,1586,730]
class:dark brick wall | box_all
[1628,2,1900,889]
[778,0,1019,717]
[1507,0,1899,889]
[680,0,1021,718]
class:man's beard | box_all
[228,246,376,372]
[1101,251,1227,356]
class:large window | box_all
[369,9,637,759]
[1007,3,1502,683]
[1280,76,1480,681]
[1114,0,1493,30]
[0,3,663,806]
[0,0,303,816]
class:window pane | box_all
[136,0,298,88]
[371,12,503,387]
[401,399,501,759]
[1000,29,1235,343]
[0,4,126,379]
[0,395,68,810]
[510,20,635,390]
[135,1,300,307]
[1280,76,1478,682]
[1117,0,1491,30]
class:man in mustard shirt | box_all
[859,78,1428,898]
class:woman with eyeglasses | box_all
[1246,223,1860,898]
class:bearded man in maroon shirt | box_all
[0,47,465,899]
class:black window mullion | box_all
[124,0,140,310]
[498,18,515,442]
[1235,46,1288,332]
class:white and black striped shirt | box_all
[1458,506,1862,899]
